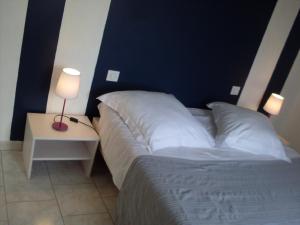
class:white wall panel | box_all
[46,0,111,114]
[0,0,28,141]
[271,51,300,152]
[238,0,300,110]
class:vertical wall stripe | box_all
[258,12,299,112]
[0,0,28,141]
[10,0,66,141]
[238,0,300,110]
[46,0,111,115]
[271,51,300,149]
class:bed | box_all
[96,103,299,189]
[95,92,300,225]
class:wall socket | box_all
[106,70,120,82]
[230,86,241,95]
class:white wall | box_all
[271,51,300,152]
[46,0,111,115]
[0,0,28,142]
[238,0,300,110]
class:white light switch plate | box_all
[230,86,241,95]
[106,70,120,82]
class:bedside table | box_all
[23,113,99,178]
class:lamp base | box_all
[52,122,68,131]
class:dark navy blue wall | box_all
[259,12,300,113]
[86,0,277,116]
[10,0,66,140]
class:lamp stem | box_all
[60,98,66,127]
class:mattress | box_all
[97,103,300,189]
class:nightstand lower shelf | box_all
[33,141,92,160]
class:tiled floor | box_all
[0,150,119,225]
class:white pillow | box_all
[207,102,289,161]
[98,91,214,152]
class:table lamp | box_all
[263,93,284,117]
[52,68,80,131]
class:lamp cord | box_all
[53,114,98,133]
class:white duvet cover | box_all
[98,104,300,189]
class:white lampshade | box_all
[55,68,80,99]
[263,93,284,116]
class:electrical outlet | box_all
[106,70,120,82]
[230,86,241,95]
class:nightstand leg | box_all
[81,141,98,176]
[22,120,34,179]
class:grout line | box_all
[49,180,94,186]
[61,211,110,217]
[1,152,10,225]
[6,198,57,204]
[45,162,66,225]
[0,149,20,151]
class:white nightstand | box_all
[22,113,99,178]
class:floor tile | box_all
[0,187,7,221]
[47,161,92,185]
[7,200,63,225]
[2,151,55,202]
[93,173,118,197]
[1,151,24,173]
[63,213,113,225]
[103,196,117,211]
[109,207,117,224]
[54,184,106,216]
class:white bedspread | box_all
[97,104,300,189]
